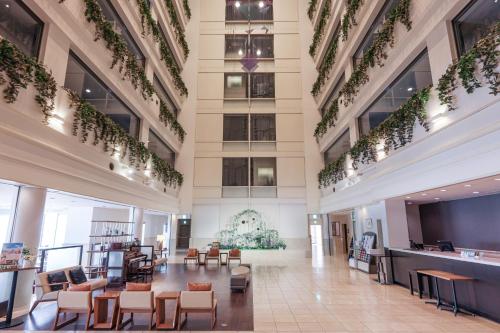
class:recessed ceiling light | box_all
[85,88,91,93]
[434,198,440,200]
[421,193,427,196]
[440,189,447,192]
[256,49,262,56]
[407,87,413,91]
[258,1,264,8]
[235,1,241,8]
[495,178,500,181]
[464,184,472,187]
[406,196,411,199]
[473,191,480,194]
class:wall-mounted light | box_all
[85,88,91,93]
[235,1,241,8]
[256,49,262,56]
[258,1,264,8]
[238,49,243,56]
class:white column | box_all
[11,186,47,311]
[133,207,144,242]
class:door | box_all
[176,219,191,250]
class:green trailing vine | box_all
[68,89,183,188]
[0,39,57,124]
[341,0,363,41]
[314,97,339,139]
[437,22,499,110]
[307,0,319,20]
[135,0,188,96]
[311,32,340,96]
[82,0,154,100]
[309,0,331,57]
[159,99,186,142]
[183,0,191,19]
[318,86,430,188]
[164,0,189,58]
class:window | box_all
[324,130,350,165]
[153,74,178,117]
[321,73,345,116]
[226,0,273,21]
[64,52,140,138]
[0,0,43,57]
[223,158,248,186]
[358,50,432,136]
[39,212,68,248]
[224,73,248,98]
[453,0,500,56]
[251,157,276,186]
[251,73,274,98]
[225,35,274,58]
[96,0,145,67]
[225,35,248,58]
[223,114,248,141]
[352,0,399,68]
[250,35,274,58]
[251,114,275,141]
[148,130,175,167]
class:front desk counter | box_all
[389,248,500,323]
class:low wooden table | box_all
[416,269,474,316]
[155,291,180,330]
[93,291,120,329]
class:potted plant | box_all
[22,247,37,267]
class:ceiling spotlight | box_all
[85,88,91,93]
[421,193,427,196]
[5,4,10,8]
[440,189,447,192]
[495,178,500,181]
[406,196,411,199]
[407,87,413,91]
[256,49,262,56]
[258,1,264,8]
[235,1,241,8]
[238,49,243,56]
[434,198,440,200]
[473,191,480,194]
[464,184,472,187]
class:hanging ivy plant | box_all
[135,0,188,96]
[159,98,186,142]
[311,34,339,96]
[0,39,57,124]
[318,86,430,187]
[341,0,363,41]
[183,0,191,20]
[68,89,183,188]
[164,0,189,58]
[309,0,331,57]
[314,97,339,139]
[437,22,499,111]
[307,0,319,20]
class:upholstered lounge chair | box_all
[116,283,156,330]
[205,248,220,265]
[53,288,93,330]
[179,289,217,329]
[228,248,241,265]
[184,248,199,264]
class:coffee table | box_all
[155,291,180,330]
[93,291,120,329]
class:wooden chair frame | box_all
[30,282,68,314]
[52,291,93,331]
[115,292,156,330]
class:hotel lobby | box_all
[0,0,499,331]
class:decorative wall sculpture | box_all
[216,209,286,249]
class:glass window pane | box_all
[226,0,250,21]
[225,35,248,58]
[352,0,399,68]
[154,74,178,117]
[321,73,345,116]
[358,51,432,136]
[249,0,273,21]
[324,130,350,165]
[224,73,248,98]
[0,0,43,57]
[223,114,248,141]
[223,158,249,186]
[251,157,276,186]
[251,114,275,141]
[453,0,500,56]
[96,0,145,67]
[148,130,175,167]
[250,73,274,98]
[250,35,274,58]
[64,52,140,138]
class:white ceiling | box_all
[399,175,500,205]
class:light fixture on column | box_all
[259,1,264,8]
[235,1,241,8]
[238,49,243,56]
[256,49,262,56]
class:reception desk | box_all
[389,248,500,322]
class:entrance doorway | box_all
[309,224,323,256]
[176,218,191,250]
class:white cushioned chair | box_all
[31,265,107,313]
[116,290,156,330]
[53,290,93,330]
[179,290,217,329]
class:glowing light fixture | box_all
[238,49,243,56]
[464,184,472,187]
[256,49,262,56]
[258,1,264,8]
[407,87,413,91]
[440,189,447,192]
[473,191,480,194]
[85,88,91,93]
[235,1,241,8]
[421,193,427,196]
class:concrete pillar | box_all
[11,186,47,311]
[133,207,144,242]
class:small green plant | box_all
[164,0,189,58]
[309,0,331,57]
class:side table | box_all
[155,291,180,330]
[93,291,120,329]
[220,252,228,265]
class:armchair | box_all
[52,288,93,330]
[116,284,156,330]
[228,248,241,265]
[184,248,199,265]
[179,289,217,329]
[205,248,220,265]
